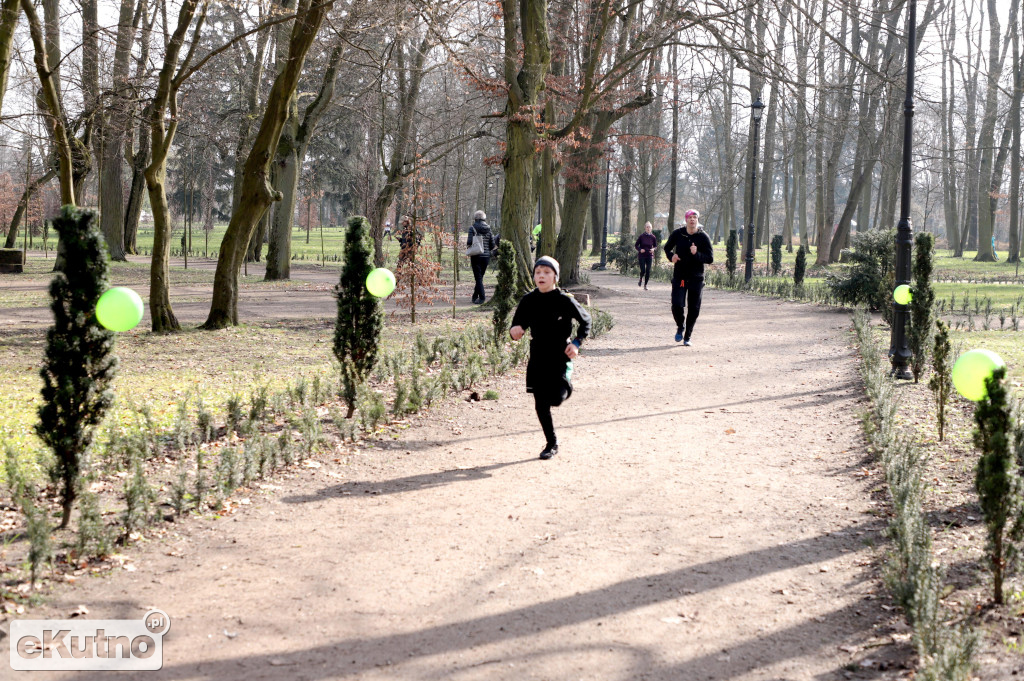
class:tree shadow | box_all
[281,458,534,503]
[390,383,865,452]
[57,519,898,681]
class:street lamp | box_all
[744,95,765,283]
[889,0,916,380]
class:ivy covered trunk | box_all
[502,120,542,289]
[499,0,550,289]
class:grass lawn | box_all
[0,248,495,487]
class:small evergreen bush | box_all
[334,216,384,418]
[909,232,936,383]
[770,235,783,276]
[973,367,1023,604]
[928,320,953,442]
[491,240,517,343]
[825,229,896,310]
[794,246,807,288]
[37,207,118,528]
[726,230,738,280]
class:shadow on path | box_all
[385,382,862,452]
[281,458,534,503]
[63,519,889,681]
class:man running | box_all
[663,209,714,346]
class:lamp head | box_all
[752,97,765,123]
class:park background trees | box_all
[0,0,1021,325]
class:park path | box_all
[13,271,910,680]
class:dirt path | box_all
[11,271,911,680]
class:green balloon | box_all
[951,349,1006,402]
[96,287,144,332]
[893,284,912,305]
[366,268,396,297]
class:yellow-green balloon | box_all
[366,268,396,297]
[96,287,144,332]
[893,284,912,305]
[951,349,1006,402]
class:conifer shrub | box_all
[973,366,1023,604]
[37,207,118,529]
[928,320,953,442]
[491,240,517,343]
[726,230,738,280]
[75,489,112,559]
[122,449,155,540]
[825,229,896,310]
[334,216,384,418]
[770,235,783,276]
[5,447,52,584]
[793,246,807,288]
[909,232,936,383]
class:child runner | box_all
[509,256,591,460]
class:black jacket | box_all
[664,227,714,280]
[467,220,498,256]
[510,288,591,392]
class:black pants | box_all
[638,256,653,285]
[670,277,704,338]
[470,255,490,302]
[534,392,561,447]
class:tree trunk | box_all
[974,0,1004,261]
[97,0,137,261]
[21,0,73,206]
[940,9,960,252]
[147,163,178,331]
[794,10,809,251]
[666,41,679,236]
[5,167,56,248]
[782,156,794,251]
[619,130,634,240]
[812,0,828,263]
[231,6,272,224]
[538,141,557,258]
[721,63,736,241]
[144,0,209,331]
[0,0,20,119]
[1008,18,1022,262]
[960,30,983,254]
[755,3,788,249]
[205,0,333,329]
[589,182,603,255]
[498,0,549,286]
[264,125,299,280]
[247,210,268,262]
[123,113,150,255]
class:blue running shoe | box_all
[674,329,683,343]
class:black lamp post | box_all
[889,0,916,380]
[744,95,765,283]
[598,154,610,270]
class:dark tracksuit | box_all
[466,219,498,302]
[635,232,658,285]
[510,288,592,448]
[664,227,714,339]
